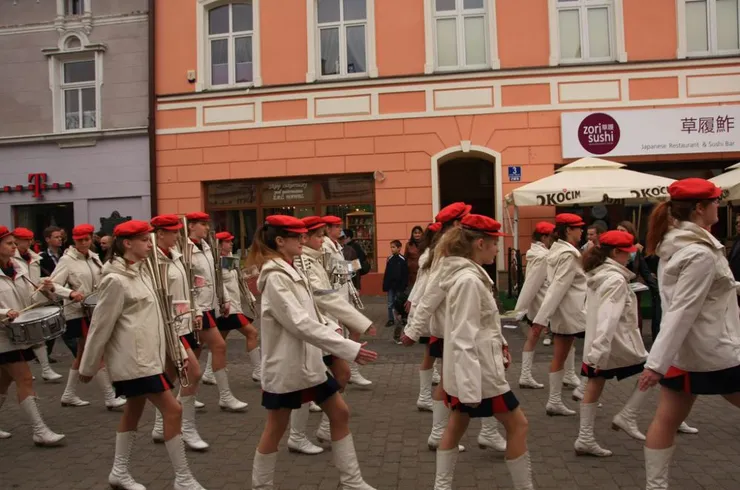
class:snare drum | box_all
[5,306,65,345]
[82,293,98,318]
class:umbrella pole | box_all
[513,206,519,251]
[637,205,642,238]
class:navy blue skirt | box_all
[261,374,340,410]
[217,313,253,331]
[0,347,35,365]
[581,362,644,381]
[113,373,173,399]
[445,390,520,418]
[429,336,444,358]
[660,364,740,395]
[180,332,200,351]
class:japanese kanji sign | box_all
[561,106,740,158]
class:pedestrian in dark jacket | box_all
[383,240,408,328]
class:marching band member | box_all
[11,228,63,382]
[53,223,126,410]
[403,202,506,454]
[79,220,204,490]
[185,212,246,412]
[299,216,374,453]
[247,215,378,490]
[322,215,372,387]
[574,230,649,457]
[514,222,555,389]
[531,213,587,417]
[433,215,532,490]
[209,231,261,383]
[639,179,740,489]
[149,215,208,451]
[0,226,65,446]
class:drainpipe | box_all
[147,0,158,215]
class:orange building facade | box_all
[154,0,740,294]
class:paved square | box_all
[1,297,739,489]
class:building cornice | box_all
[0,127,148,147]
[0,12,148,37]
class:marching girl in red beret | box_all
[148,215,208,451]
[184,212,247,412]
[639,178,740,489]
[531,213,588,417]
[79,220,204,490]
[52,223,126,410]
[574,230,650,457]
[513,221,556,390]
[297,216,375,454]
[321,214,373,388]
[246,215,378,489]
[0,225,65,446]
[433,214,533,490]
[403,203,507,454]
[11,227,63,383]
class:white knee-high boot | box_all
[315,412,331,443]
[478,417,506,452]
[427,400,465,452]
[252,450,278,489]
[180,395,209,451]
[213,369,247,412]
[97,367,126,410]
[60,368,90,407]
[0,394,11,439]
[20,396,65,446]
[33,346,62,382]
[506,451,535,490]
[152,408,165,443]
[348,362,372,387]
[612,384,649,440]
[165,434,205,490]
[416,369,433,411]
[645,446,675,490]
[546,370,576,416]
[433,448,458,490]
[108,431,145,490]
[518,351,543,389]
[332,434,376,489]
[287,404,323,455]
[201,351,216,385]
[563,345,581,388]
[248,347,262,382]
[574,402,612,457]
[432,359,441,385]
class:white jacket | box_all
[439,257,511,403]
[404,245,451,341]
[514,241,549,321]
[190,239,229,316]
[158,247,199,337]
[300,246,372,335]
[646,221,740,374]
[583,258,648,370]
[80,257,187,382]
[533,240,587,335]
[321,236,350,300]
[257,258,361,394]
[50,247,103,320]
[12,249,42,285]
[0,262,50,354]
[222,259,257,319]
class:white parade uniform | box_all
[50,247,103,321]
[12,249,42,284]
[514,241,549,321]
[159,247,199,337]
[189,238,230,320]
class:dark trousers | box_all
[387,290,399,322]
[650,293,662,343]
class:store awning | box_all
[505,157,676,207]
[709,162,740,202]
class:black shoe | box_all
[385,320,395,327]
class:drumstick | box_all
[0,301,46,324]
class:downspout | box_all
[147,0,158,215]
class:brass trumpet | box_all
[146,232,190,387]
[206,231,227,314]
[177,216,200,344]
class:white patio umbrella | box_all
[505,157,676,249]
[709,162,740,202]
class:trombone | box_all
[177,216,200,344]
[222,255,257,316]
[207,231,227,315]
[146,232,190,387]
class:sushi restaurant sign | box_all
[562,106,739,158]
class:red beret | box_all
[12,227,34,240]
[185,212,210,222]
[302,216,326,231]
[72,224,95,239]
[265,215,308,234]
[215,231,234,241]
[0,226,11,240]
[668,178,722,201]
[599,230,637,253]
[322,215,343,226]
[461,214,505,237]
[114,220,153,238]
[555,213,585,227]
[428,222,442,233]
[435,202,472,224]
[151,214,183,231]
[534,222,555,235]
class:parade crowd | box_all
[1,176,740,490]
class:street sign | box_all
[508,166,521,182]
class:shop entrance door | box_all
[210,209,258,258]
[12,202,74,246]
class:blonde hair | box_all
[438,227,491,259]
[245,224,300,270]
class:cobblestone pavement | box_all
[1,296,740,489]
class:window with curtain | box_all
[556,0,614,63]
[208,2,254,86]
[686,0,740,55]
[62,59,97,131]
[317,0,368,77]
[65,0,84,16]
[433,0,488,70]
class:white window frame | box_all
[424,0,498,73]
[306,0,378,83]
[548,0,627,66]
[47,33,104,134]
[196,0,262,91]
[56,0,91,17]
[677,0,740,58]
